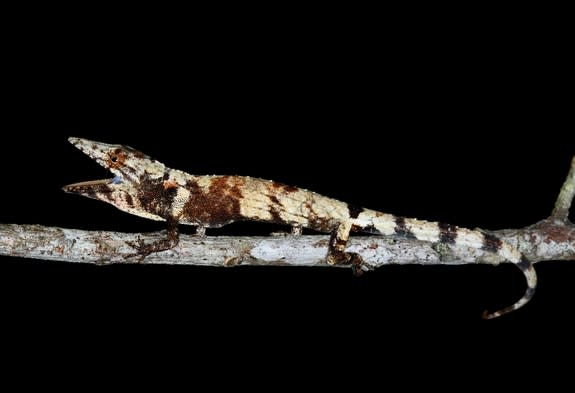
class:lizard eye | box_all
[108,149,126,165]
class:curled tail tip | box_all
[482,286,537,320]
[481,310,499,320]
[481,305,521,320]
[481,255,537,320]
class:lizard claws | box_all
[125,237,151,262]
[348,252,366,276]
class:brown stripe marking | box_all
[270,182,299,194]
[268,194,287,224]
[482,233,502,253]
[347,203,364,219]
[351,223,378,234]
[182,177,243,226]
[438,222,458,244]
[394,216,416,239]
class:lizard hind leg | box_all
[326,221,365,275]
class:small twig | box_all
[552,156,575,222]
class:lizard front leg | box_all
[291,224,303,236]
[126,218,180,261]
[194,225,207,237]
[327,220,365,275]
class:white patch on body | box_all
[172,187,191,218]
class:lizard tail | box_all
[351,209,537,319]
[481,255,537,319]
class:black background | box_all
[1,7,573,383]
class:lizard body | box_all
[63,137,536,319]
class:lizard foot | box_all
[327,250,367,276]
[125,234,179,262]
[125,237,154,262]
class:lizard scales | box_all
[63,137,537,319]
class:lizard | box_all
[63,137,537,319]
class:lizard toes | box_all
[125,238,151,261]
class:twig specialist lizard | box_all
[63,137,537,319]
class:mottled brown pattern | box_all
[363,223,377,233]
[533,218,575,244]
[282,184,299,193]
[222,176,246,201]
[182,176,244,227]
[347,203,364,219]
[438,222,458,244]
[125,193,134,208]
[298,198,335,232]
[482,233,502,253]
[269,195,281,205]
[394,216,416,239]
[269,182,299,194]
[102,191,114,202]
[185,178,202,194]
[267,195,285,224]
[64,182,111,201]
[136,175,176,219]
[309,215,338,232]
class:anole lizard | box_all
[63,137,536,319]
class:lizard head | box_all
[62,137,167,221]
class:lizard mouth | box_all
[62,176,123,194]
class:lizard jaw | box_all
[67,137,162,182]
[64,136,128,195]
[62,178,119,196]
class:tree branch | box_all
[1,156,574,268]
[0,220,573,267]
